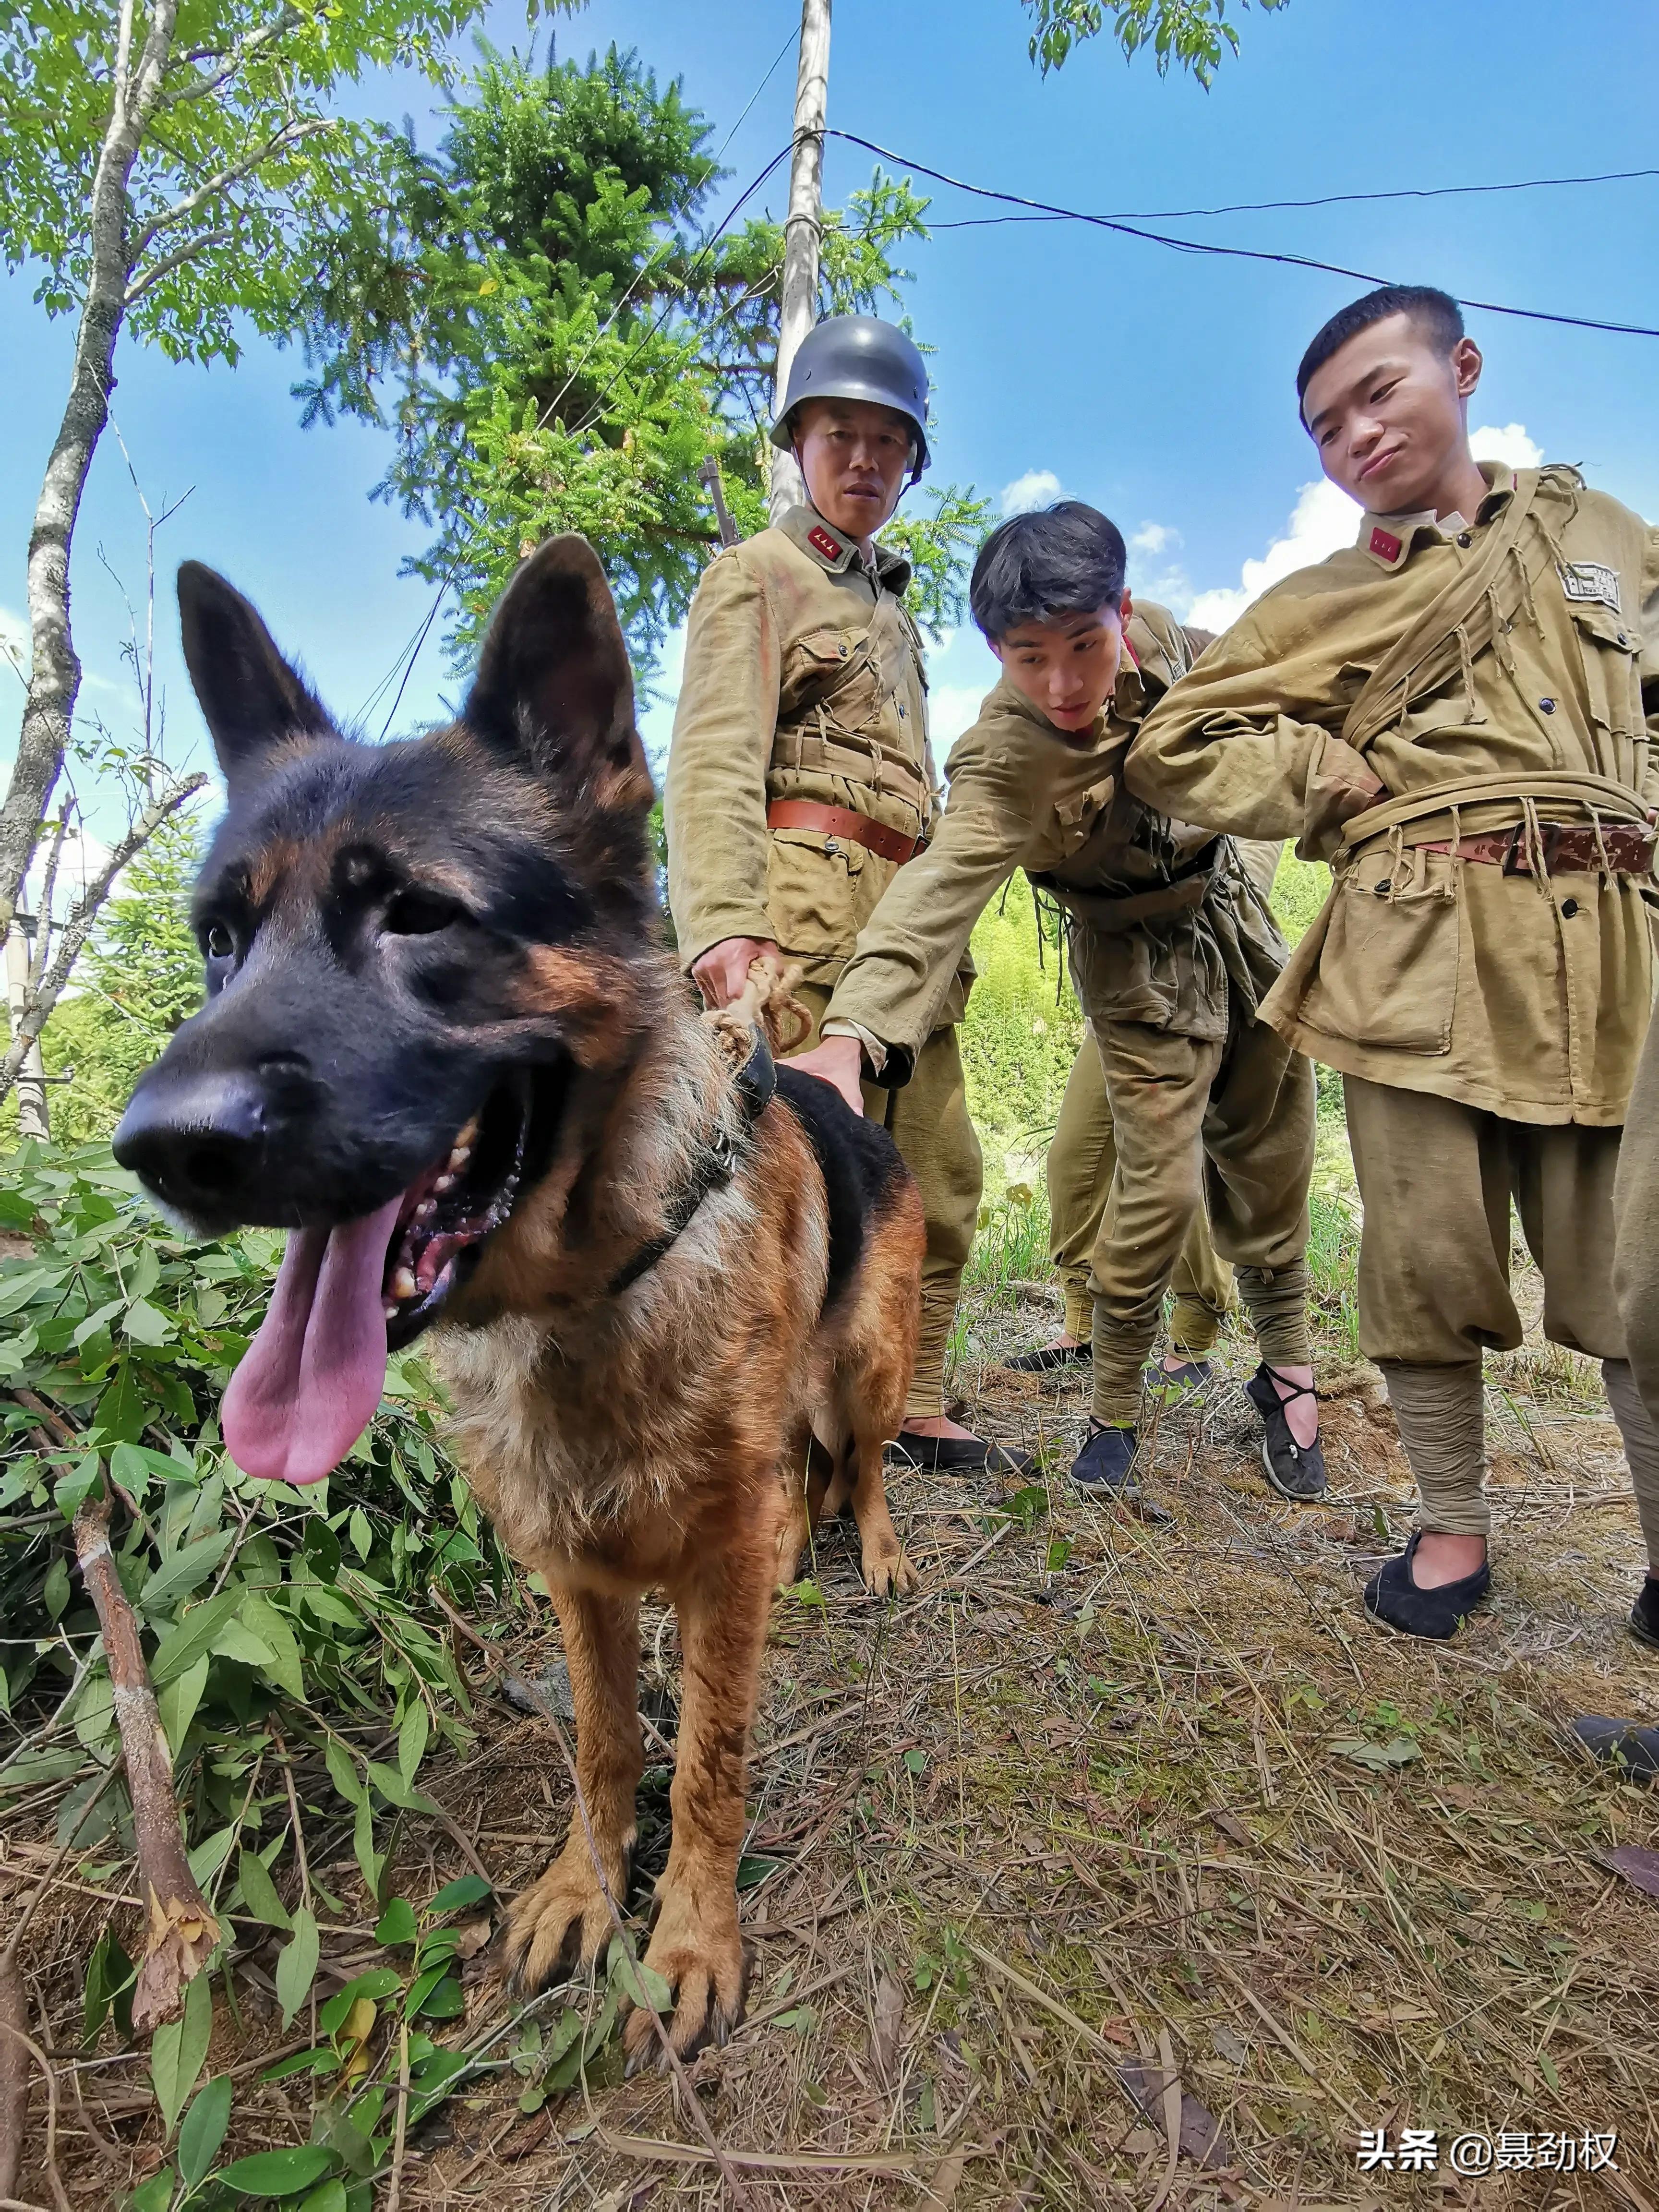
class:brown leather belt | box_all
[767,799,924,866]
[1413,823,1656,876]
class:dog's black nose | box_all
[113,1068,275,1217]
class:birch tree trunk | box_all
[0,0,182,940]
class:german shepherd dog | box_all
[113,538,923,2061]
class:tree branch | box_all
[153,5,301,110]
[123,230,232,310]
[72,1494,220,2033]
[126,116,335,265]
[0,772,205,1108]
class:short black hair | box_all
[969,502,1127,640]
[1296,285,1465,410]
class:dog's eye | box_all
[204,922,235,961]
[383,887,464,937]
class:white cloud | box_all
[1182,422,1541,633]
[1470,421,1544,470]
[1131,522,1180,557]
[1184,477,1360,633]
[1000,468,1062,517]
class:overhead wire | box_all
[828,129,1659,340]
[928,163,1659,227]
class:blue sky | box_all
[4,0,1657,868]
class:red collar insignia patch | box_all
[1368,525,1404,565]
[807,525,843,562]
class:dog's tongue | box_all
[222,1195,405,1486]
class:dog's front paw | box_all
[621,1881,745,2068]
[498,1841,623,1992]
[861,1534,916,1598]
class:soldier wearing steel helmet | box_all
[665,315,1024,1476]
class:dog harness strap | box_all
[606,1036,777,1298]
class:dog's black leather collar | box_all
[607,1035,777,1298]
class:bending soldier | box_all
[1015,829,1285,1390]
[791,503,1324,1503]
[1130,284,1659,1641]
[665,315,1023,1477]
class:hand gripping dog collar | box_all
[606,1034,777,1298]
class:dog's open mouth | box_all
[381,1075,531,1351]
[221,1070,544,1488]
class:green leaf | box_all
[151,1970,214,2138]
[276,1907,320,2029]
[139,1530,234,1616]
[187,1826,238,1889]
[177,2074,234,2191]
[218,2145,337,2198]
[92,1357,148,1445]
[352,1795,383,1904]
[318,1971,402,2035]
[397,1699,430,1785]
[122,1297,175,1346]
[374,1898,417,1946]
[365,1759,440,1814]
[42,1555,70,1621]
[151,1590,244,1686]
[53,1452,103,1520]
[235,1848,293,1932]
[130,2166,176,2212]
[83,1928,134,2046]
[349,1508,372,1559]
[324,1738,365,1806]
[297,2181,349,2212]
[410,1973,464,2020]
[157,1656,212,1765]
[736,1854,782,1891]
[238,1589,305,1700]
[428,1874,492,1914]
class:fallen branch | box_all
[72,1493,219,2030]
[0,2011,69,2212]
[0,1959,27,2208]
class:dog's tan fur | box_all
[440,987,921,2058]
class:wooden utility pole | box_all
[769,0,831,523]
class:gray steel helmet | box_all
[770,314,931,482]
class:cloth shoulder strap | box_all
[1339,470,1555,755]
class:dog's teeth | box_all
[447,1144,471,1172]
[383,1301,398,1321]
[455,1118,480,1149]
[415,1199,436,1221]
[434,1174,455,1192]
[392,1266,418,1301]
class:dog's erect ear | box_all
[465,536,651,817]
[178,562,336,791]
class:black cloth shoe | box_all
[1630,1577,1659,1650]
[1004,1341,1091,1373]
[1363,1531,1491,1639]
[1570,1714,1659,1780]
[1070,1421,1141,1493]
[1145,1357,1212,1403]
[886,1431,1034,1478]
[1243,1363,1328,1501]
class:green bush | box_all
[961,873,1083,1187]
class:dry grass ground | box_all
[10,1191,1659,2212]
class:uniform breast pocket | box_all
[765,828,866,956]
[1301,858,1460,1054]
[787,625,880,731]
[1568,597,1642,741]
[1052,775,1115,858]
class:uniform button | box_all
[1560,898,1579,918]
[1539,697,1556,714]
[1456,531,1472,549]
[1373,879,1393,897]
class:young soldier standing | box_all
[666,315,1022,1477]
[1130,284,1659,1640]
[790,503,1324,1501]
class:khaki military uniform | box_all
[664,503,979,1418]
[1129,462,1659,1551]
[1046,840,1285,1352]
[825,605,1315,1427]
